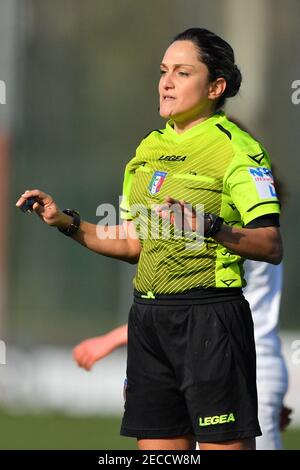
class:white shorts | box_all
[256,391,285,450]
[255,351,288,450]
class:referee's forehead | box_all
[161,40,200,67]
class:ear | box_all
[208,77,227,101]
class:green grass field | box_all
[0,409,298,450]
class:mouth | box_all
[163,95,176,101]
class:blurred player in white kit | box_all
[243,259,290,449]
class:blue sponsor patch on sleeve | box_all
[248,167,277,199]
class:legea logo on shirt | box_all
[248,167,277,199]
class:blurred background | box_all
[0,0,299,449]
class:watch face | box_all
[59,209,80,236]
[204,214,212,236]
[68,224,77,234]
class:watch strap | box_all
[204,213,224,238]
[58,209,81,237]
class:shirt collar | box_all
[165,111,225,141]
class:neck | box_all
[173,108,216,134]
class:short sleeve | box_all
[225,146,280,226]
[120,164,134,221]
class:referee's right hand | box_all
[16,189,69,228]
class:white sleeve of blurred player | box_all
[244,260,282,353]
[243,260,288,450]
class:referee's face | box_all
[159,40,213,128]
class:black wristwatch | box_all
[204,213,224,238]
[58,209,81,237]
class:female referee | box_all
[16,28,283,450]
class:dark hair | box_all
[172,28,242,109]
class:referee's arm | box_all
[213,224,282,265]
[16,189,141,264]
[156,196,282,265]
[71,219,141,264]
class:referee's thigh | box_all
[137,435,196,450]
[121,303,193,438]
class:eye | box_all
[160,70,166,75]
[178,71,189,77]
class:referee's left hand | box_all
[155,196,206,233]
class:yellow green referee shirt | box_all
[120,112,280,294]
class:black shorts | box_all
[120,290,262,443]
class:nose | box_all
[161,72,175,90]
